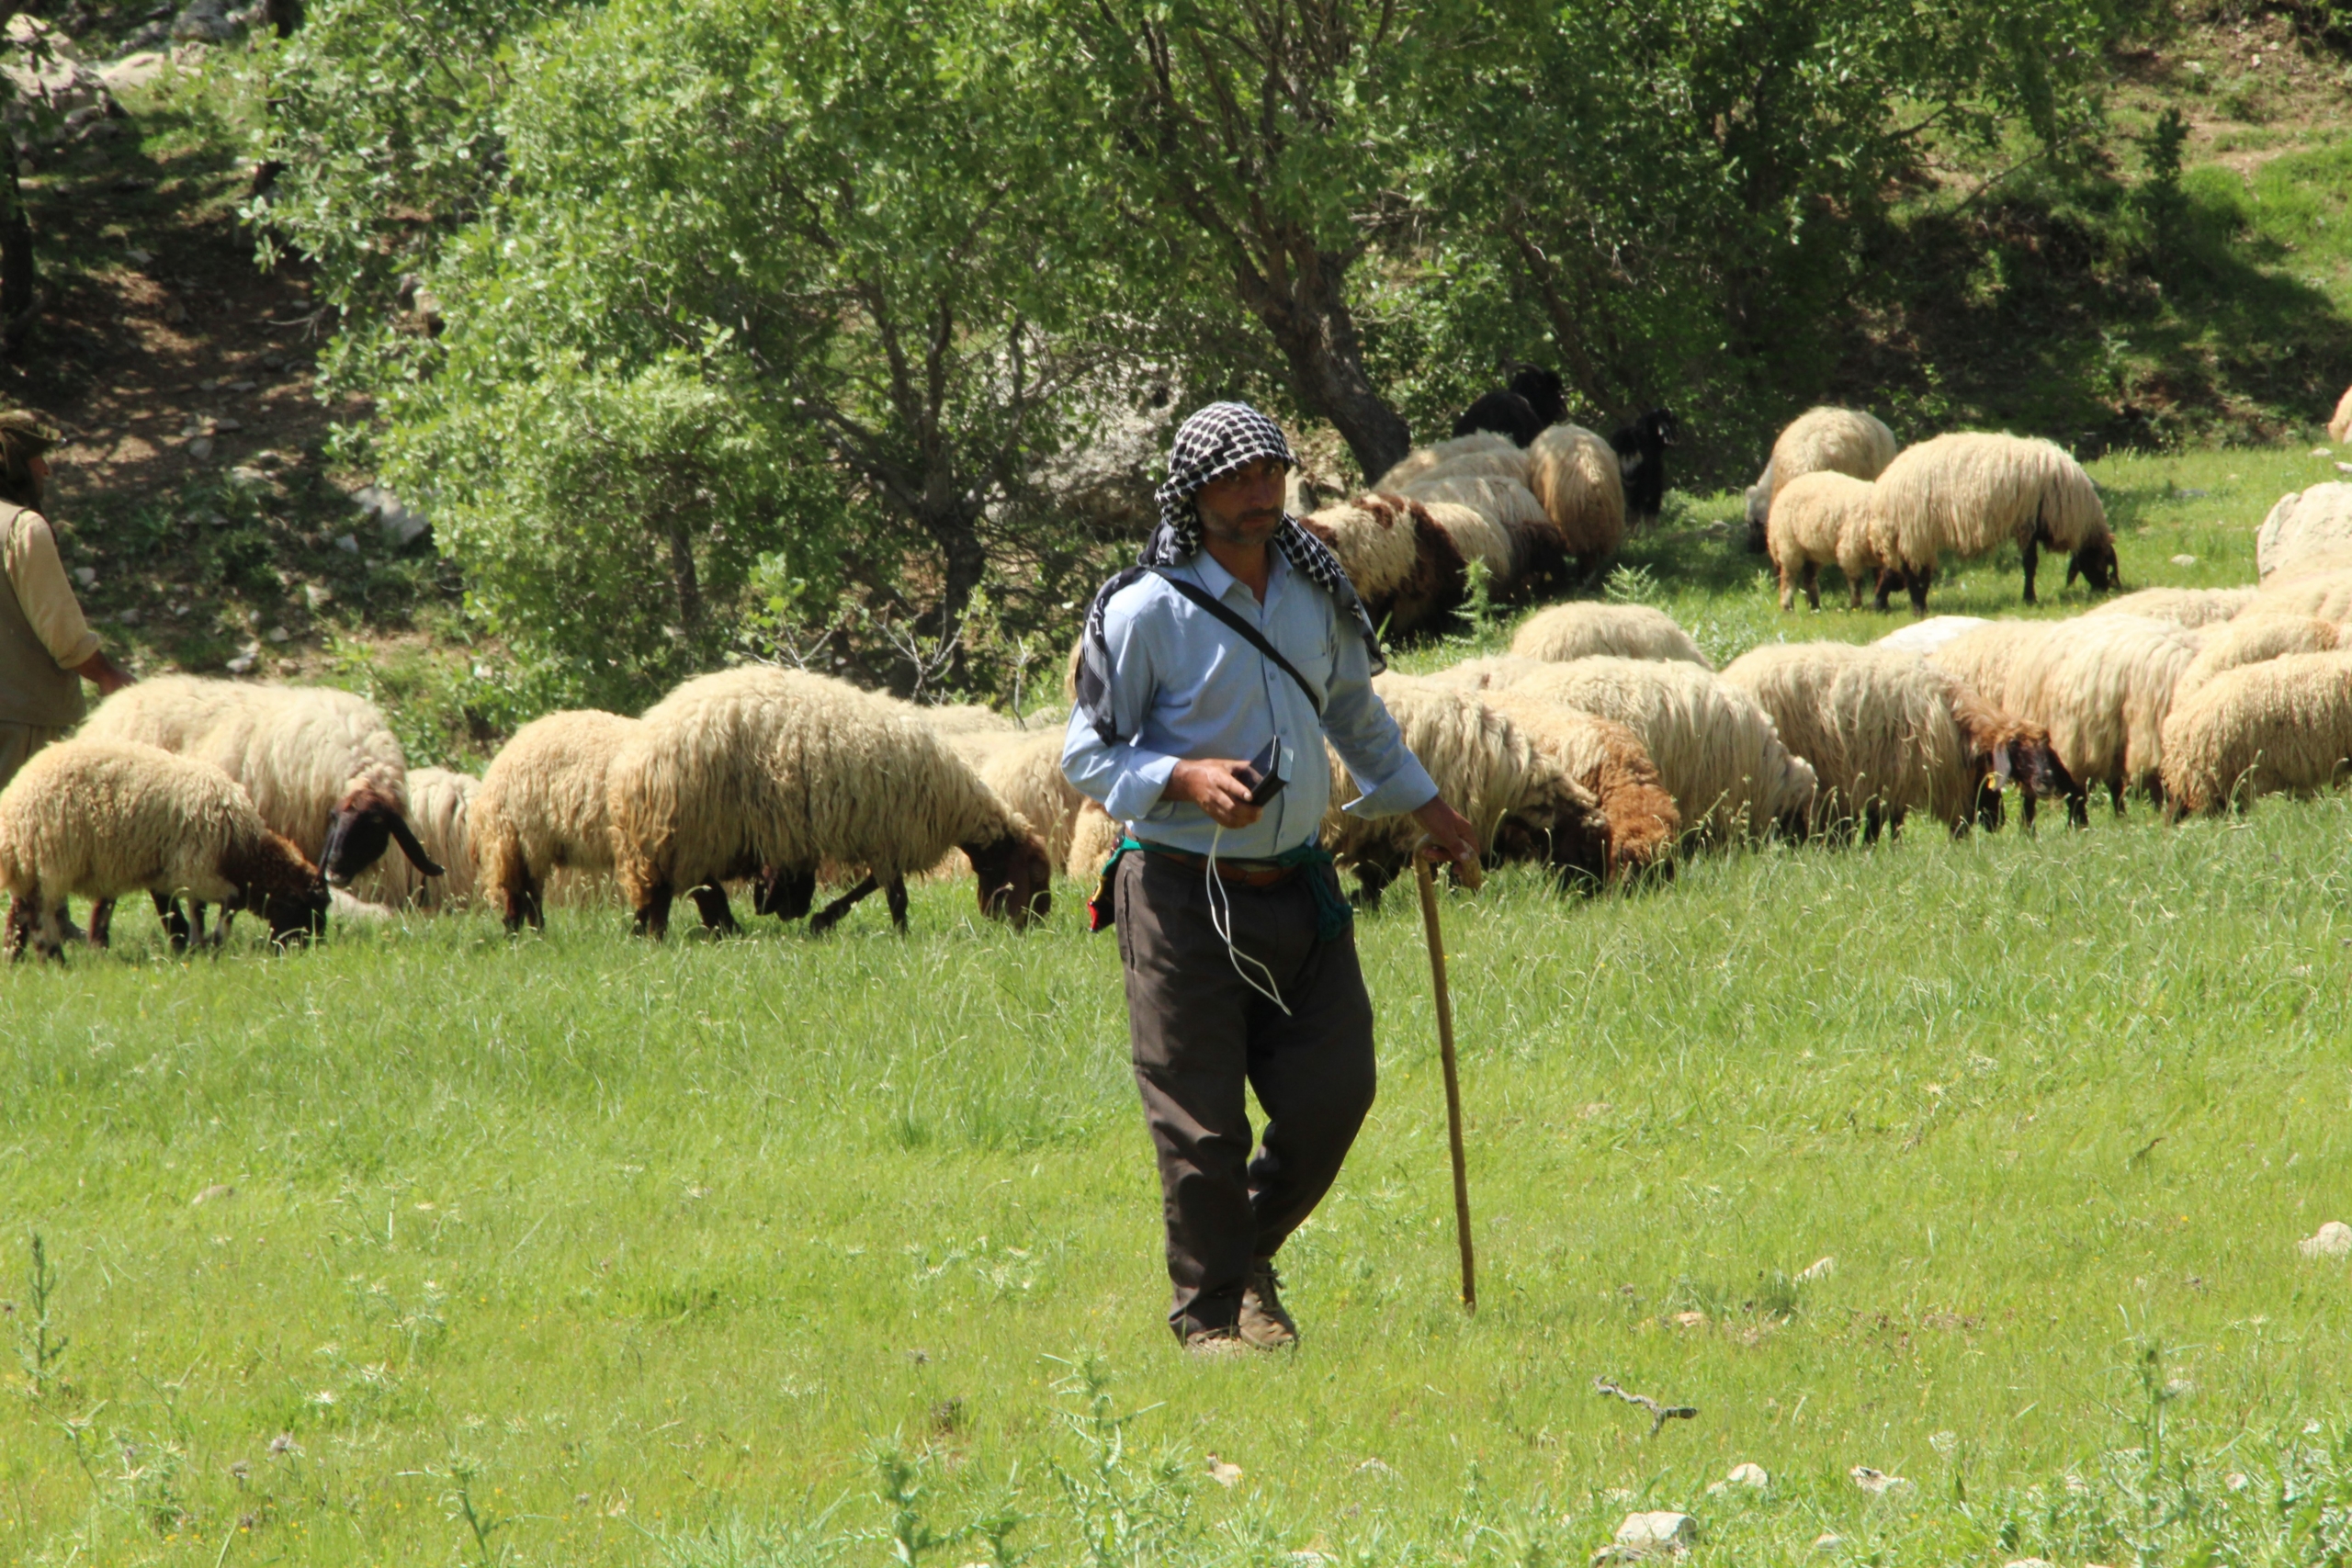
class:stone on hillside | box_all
[2170,554,2198,566]
[1849,1466,1911,1495]
[172,0,243,42]
[2299,1220,2352,1258]
[99,51,169,92]
[1812,1534,1843,1551]
[187,435,214,461]
[4,15,116,130]
[1601,1511,1697,1560]
[1797,1255,1835,1281]
[1722,1462,1768,1489]
[72,566,95,588]
[352,484,430,548]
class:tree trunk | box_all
[663,515,703,636]
[264,0,303,36]
[1234,234,1410,482]
[0,124,33,354]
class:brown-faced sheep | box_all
[351,766,478,910]
[2173,613,2345,701]
[1720,642,2073,840]
[1524,423,1626,583]
[1434,656,1815,843]
[606,667,1051,939]
[1928,614,2199,822]
[1875,433,2118,611]
[78,675,443,887]
[473,709,641,931]
[1745,407,1900,552]
[1391,473,1570,597]
[0,739,327,960]
[1328,674,1610,905]
[1297,492,1466,637]
[941,728,1087,878]
[1477,694,1681,880]
[2159,651,2352,816]
[1508,603,1711,668]
[1765,471,1891,612]
[2254,483,2352,584]
[2086,586,2259,629]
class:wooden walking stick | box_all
[1413,845,1477,1314]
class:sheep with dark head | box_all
[1610,408,1678,529]
[1874,433,2117,612]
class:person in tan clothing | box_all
[0,411,130,791]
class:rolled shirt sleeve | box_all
[1321,624,1438,819]
[4,509,100,671]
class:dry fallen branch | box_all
[1594,1377,1698,1437]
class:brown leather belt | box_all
[1137,842,1299,887]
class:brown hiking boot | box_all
[1238,1260,1297,1348]
[1183,1325,1252,1358]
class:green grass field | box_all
[8,443,2352,1567]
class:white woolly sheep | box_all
[351,766,478,911]
[1928,614,2199,821]
[2173,612,2345,701]
[1065,799,1123,884]
[2159,650,2352,816]
[1720,642,2073,839]
[1374,433,1521,491]
[1765,471,1891,612]
[1874,433,2118,610]
[1875,615,1989,656]
[1298,492,1466,637]
[2332,386,2352,446]
[0,739,327,959]
[1745,407,1900,552]
[2086,586,2258,629]
[1324,673,1610,904]
[473,709,642,931]
[943,727,1087,877]
[79,675,444,888]
[2250,564,2352,622]
[1477,692,1681,879]
[1391,473,1570,597]
[1508,603,1711,667]
[1524,423,1626,581]
[605,667,1051,938]
[2255,483,2352,583]
[1435,656,1815,843]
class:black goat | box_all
[1452,390,1544,447]
[1510,367,1567,427]
[1610,408,1678,528]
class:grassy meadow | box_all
[8,443,2352,1566]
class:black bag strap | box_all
[1148,569,1323,716]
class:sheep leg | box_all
[1802,561,1821,612]
[885,875,910,933]
[146,891,191,953]
[1777,564,1795,613]
[1862,801,1885,846]
[85,897,115,950]
[2020,536,2040,605]
[632,882,674,941]
[4,894,31,960]
[500,867,545,934]
[1848,573,1866,610]
[208,906,232,949]
[1905,566,1932,615]
[1350,864,1391,911]
[2021,791,2039,831]
[2066,786,2090,829]
[752,865,815,922]
[688,884,740,935]
[2107,777,2128,818]
[808,874,880,935]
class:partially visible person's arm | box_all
[1062,589,1182,822]
[5,509,127,693]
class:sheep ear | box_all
[388,812,445,877]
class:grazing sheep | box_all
[2332,386,2352,446]
[351,766,478,910]
[2254,483,2352,583]
[1392,474,1569,596]
[1720,642,2073,840]
[1327,674,1610,905]
[78,675,443,887]
[2159,651,2352,816]
[1524,423,1627,582]
[606,667,1051,939]
[1766,471,1891,611]
[1452,389,1544,447]
[2173,612,2345,701]
[1928,614,2199,821]
[2087,586,2258,629]
[1435,656,1815,843]
[1745,407,1900,554]
[1066,798,1123,884]
[2249,565,2352,622]
[0,739,327,960]
[1417,497,1518,589]
[1509,603,1711,668]
[473,709,641,931]
[1479,694,1681,880]
[1874,433,2118,610]
[1298,491,1467,637]
[1375,432,1521,491]
[942,728,1087,877]
[1609,408,1678,529]
[1876,615,1990,656]
[1395,448,1535,491]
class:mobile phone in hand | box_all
[1242,737,1287,807]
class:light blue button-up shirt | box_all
[1060,548,1439,858]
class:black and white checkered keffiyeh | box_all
[1076,401,1385,744]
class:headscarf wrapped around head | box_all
[1076,400,1385,745]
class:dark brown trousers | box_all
[1114,849,1377,1338]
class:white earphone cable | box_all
[1205,822,1290,1016]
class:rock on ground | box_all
[2300,1220,2352,1258]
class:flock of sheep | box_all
[8,396,2352,961]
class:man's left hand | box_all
[1411,795,1481,878]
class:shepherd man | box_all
[1062,400,1481,1356]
